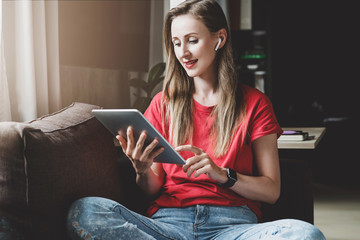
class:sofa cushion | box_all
[0,122,30,239]
[0,102,123,239]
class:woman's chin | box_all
[184,70,197,78]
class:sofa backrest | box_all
[0,102,123,240]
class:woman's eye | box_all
[173,41,180,47]
[189,39,198,44]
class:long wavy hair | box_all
[162,0,245,157]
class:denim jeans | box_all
[67,197,326,240]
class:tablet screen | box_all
[92,109,185,165]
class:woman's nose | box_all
[179,45,190,58]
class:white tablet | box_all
[92,109,186,165]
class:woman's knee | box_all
[270,219,326,239]
[68,197,115,218]
[66,197,120,239]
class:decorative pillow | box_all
[0,102,123,240]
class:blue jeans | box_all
[67,197,326,240]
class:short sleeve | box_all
[247,90,283,142]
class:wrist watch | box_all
[221,168,237,187]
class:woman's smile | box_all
[184,59,198,69]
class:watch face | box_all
[222,168,237,187]
[228,168,237,181]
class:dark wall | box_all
[270,1,359,125]
[268,1,360,186]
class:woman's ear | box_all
[215,28,227,51]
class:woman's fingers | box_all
[175,145,203,155]
[142,138,163,160]
[176,145,211,178]
[132,131,147,160]
[121,126,163,163]
[185,157,211,178]
[176,144,224,180]
[182,154,202,173]
[192,163,212,178]
[126,127,135,157]
[116,134,127,153]
[148,145,165,161]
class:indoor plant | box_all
[129,62,165,113]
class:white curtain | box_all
[0,1,11,121]
[0,0,61,122]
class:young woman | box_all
[67,0,325,239]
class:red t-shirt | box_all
[144,85,282,221]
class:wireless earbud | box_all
[215,38,222,51]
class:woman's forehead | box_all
[171,14,210,39]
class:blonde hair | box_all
[162,0,246,157]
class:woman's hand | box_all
[175,145,227,184]
[116,126,165,196]
[116,126,164,175]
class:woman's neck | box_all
[193,75,218,107]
